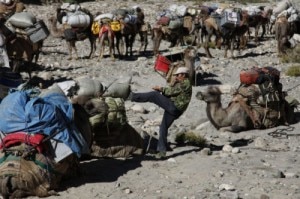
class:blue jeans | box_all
[131,91,182,152]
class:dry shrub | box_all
[175,131,206,147]
[285,65,300,77]
[281,45,300,63]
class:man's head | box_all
[173,67,189,81]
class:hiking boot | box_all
[155,151,166,160]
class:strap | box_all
[234,96,261,128]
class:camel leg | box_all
[98,36,104,60]
[224,39,228,58]
[137,31,143,55]
[230,38,235,58]
[144,32,148,54]
[261,25,266,39]
[73,43,78,60]
[204,33,213,58]
[109,34,115,60]
[88,36,95,59]
[254,26,259,44]
[67,41,72,60]
[129,34,135,57]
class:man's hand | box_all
[152,86,162,92]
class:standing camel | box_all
[247,8,272,43]
[48,8,96,60]
[119,20,137,57]
[201,10,249,58]
[274,16,290,56]
[97,22,115,60]
[166,46,198,86]
[152,24,189,56]
[6,35,43,78]
[137,22,151,55]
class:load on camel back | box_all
[56,75,144,158]
[0,84,92,198]
[0,0,49,73]
[153,4,201,55]
[0,75,144,198]
[196,66,299,132]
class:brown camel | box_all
[274,16,290,55]
[152,24,189,56]
[48,8,96,60]
[6,35,43,78]
[196,84,295,132]
[196,86,254,132]
[119,20,137,57]
[98,22,115,60]
[201,10,249,58]
[137,22,151,55]
[166,46,198,86]
[247,8,272,43]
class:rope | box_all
[267,126,299,138]
[285,83,300,93]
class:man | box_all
[129,67,192,159]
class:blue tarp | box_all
[0,89,89,157]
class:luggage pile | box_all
[60,3,91,29]
[235,66,296,128]
[55,76,144,158]
[92,6,143,36]
[58,3,91,40]
[156,4,195,30]
[0,85,91,197]
[219,8,240,29]
[0,0,24,18]
[0,1,49,44]
[270,0,299,23]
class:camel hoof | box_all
[67,57,72,60]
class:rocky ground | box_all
[15,0,300,198]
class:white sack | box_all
[8,12,37,29]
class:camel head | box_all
[196,86,222,103]
[184,46,198,61]
[48,15,57,24]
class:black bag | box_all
[64,28,76,41]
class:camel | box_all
[166,46,198,86]
[137,22,151,55]
[274,16,290,55]
[0,103,92,198]
[48,8,96,60]
[196,86,254,132]
[152,24,189,56]
[119,21,137,57]
[97,22,115,60]
[196,84,295,132]
[6,35,43,78]
[201,10,249,58]
[247,10,272,43]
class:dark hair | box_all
[136,7,142,12]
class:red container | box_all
[240,68,260,85]
[154,55,171,74]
